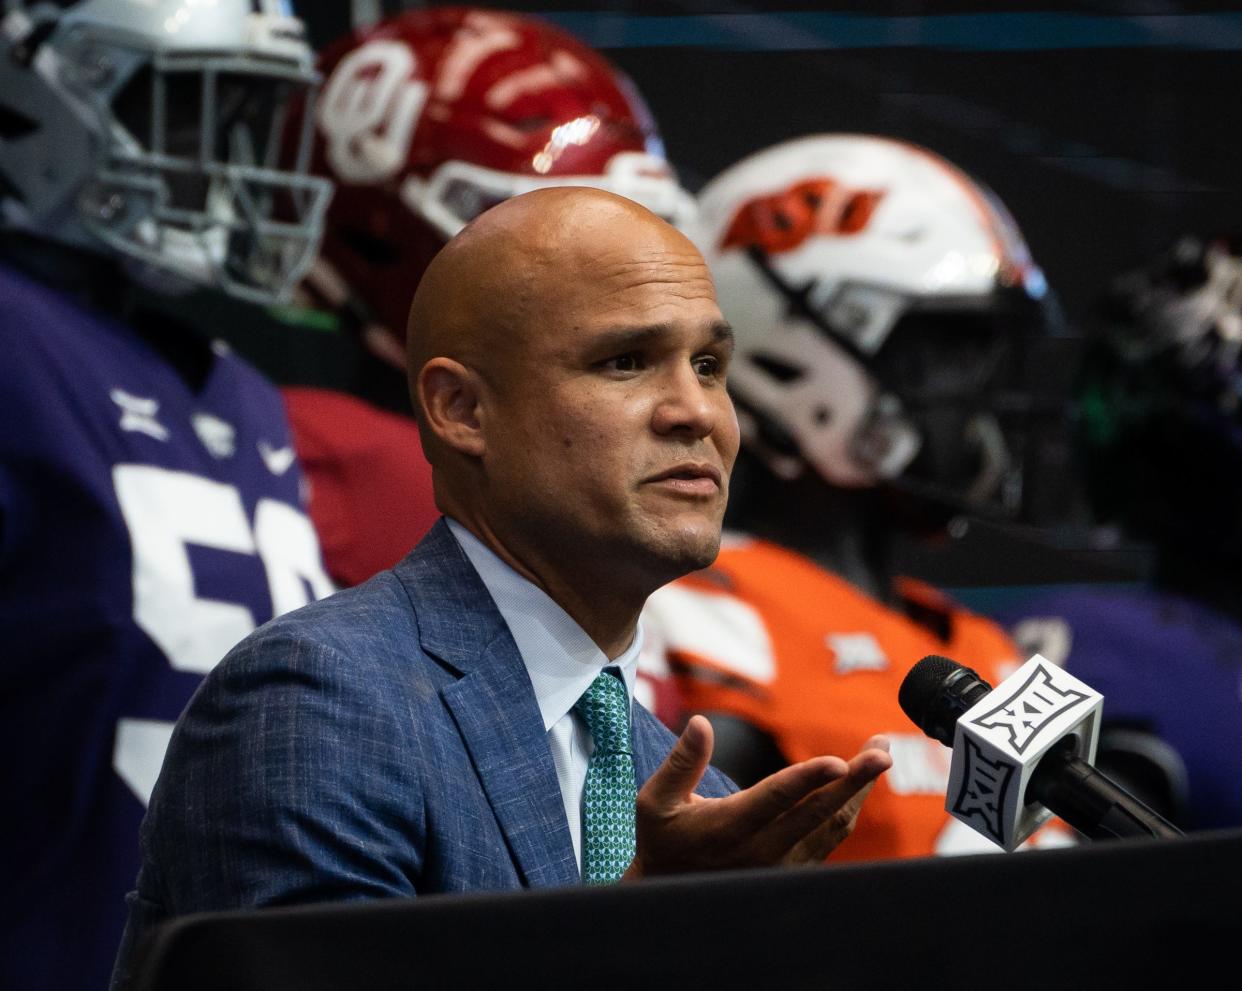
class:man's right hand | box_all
[623,715,891,879]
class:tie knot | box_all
[575,669,632,756]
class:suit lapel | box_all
[393,520,579,889]
[632,705,737,798]
[440,641,579,888]
[633,705,681,791]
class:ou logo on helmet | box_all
[317,40,430,184]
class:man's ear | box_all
[417,357,487,458]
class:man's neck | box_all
[447,514,644,659]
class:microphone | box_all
[899,654,1183,850]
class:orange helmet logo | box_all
[720,178,885,255]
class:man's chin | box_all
[643,521,723,579]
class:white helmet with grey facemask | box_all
[0,0,332,303]
[693,133,1057,514]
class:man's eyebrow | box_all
[589,320,735,352]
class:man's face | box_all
[479,225,740,589]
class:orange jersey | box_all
[639,534,1071,861]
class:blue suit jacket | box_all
[112,520,735,984]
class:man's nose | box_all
[651,363,717,439]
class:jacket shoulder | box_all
[247,569,424,662]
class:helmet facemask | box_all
[86,42,329,301]
[408,149,696,243]
[0,3,331,303]
[732,242,1063,518]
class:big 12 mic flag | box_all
[947,655,1103,850]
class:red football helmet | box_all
[303,6,694,366]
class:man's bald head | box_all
[407,183,735,611]
[406,186,701,412]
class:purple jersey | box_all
[997,587,1242,831]
[0,263,334,991]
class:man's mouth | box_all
[644,462,723,496]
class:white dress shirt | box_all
[446,519,641,871]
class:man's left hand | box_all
[623,715,891,878]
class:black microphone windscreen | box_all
[899,654,991,747]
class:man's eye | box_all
[605,353,644,373]
[694,355,722,377]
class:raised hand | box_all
[624,716,891,878]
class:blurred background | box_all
[6,3,1242,989]
[308,1,1241,316]
[294,0,1242,601]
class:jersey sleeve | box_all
[283,387,439,587]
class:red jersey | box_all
[639,533,1072,861]
[283,387,440,587]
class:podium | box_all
[136,830,1242,990]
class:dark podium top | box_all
[135,830,1242,991]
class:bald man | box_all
[112,189,891,984]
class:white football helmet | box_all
[0,0,331,302]
[693,133,1053,510]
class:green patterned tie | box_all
[574,669,637,884]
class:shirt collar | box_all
[446,518,641,731]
